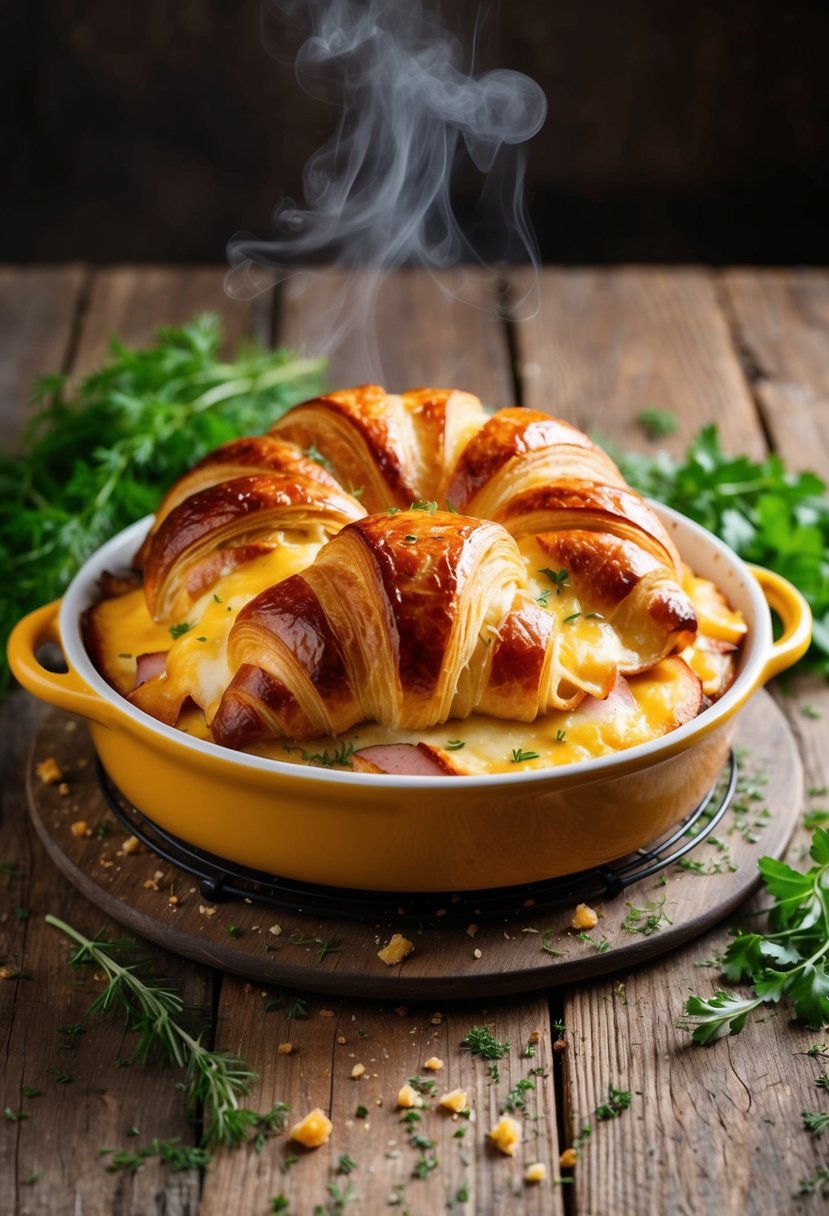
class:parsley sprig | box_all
[45,915,288,1151]
[680,829,829,1043]
[0,315,325,697]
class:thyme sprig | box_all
[45,915,287,1150]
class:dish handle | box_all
[7,600,116,728]
[750,565,813,683]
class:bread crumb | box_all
[525,1162,546,1184]
[121,835,142,856]
[571,902,598,930]
[466,923,478,938]
[36,757,63,785]
[277,1043,293,1055]
[553,1037,567,1052]
[377,933,414,966]
[393,1005,408,1017]
[351,1063,365,1079]
[473,948,482,959]
[488,1114,521,1155]
[430,1012,443,1025]
[319,1009,335,1018]
[0,965,16,980]
[289,1108,332,1148]
[559,1147,578,1169]
[70,820,90,838]
[528,1030,540,1044]
[336,1034,347,1045]
[168,894,180,907]
[58,782,70,797]
[268,924,282,937]
[424,1057,444,1071]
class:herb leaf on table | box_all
[0,314,325,697]
[680,829,829,1043]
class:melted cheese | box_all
[91,533,745,773]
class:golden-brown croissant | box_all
[82,383,748,768]
[210,507,694,748]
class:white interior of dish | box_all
[59,505,773,788]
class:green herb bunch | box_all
[1,315,325,696]
[614,424,829,675]
[681,828,829,1043]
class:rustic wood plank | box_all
[722,268,829,480]
[0,264,87,449]
[0,265,273,1215]
[199,985,559,1216]
[509,266,766,458]
[72,264,268,377]
[278,267,514,404]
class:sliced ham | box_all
[352,742,459,776]
[135,650,169,688]
[574,673,637,722]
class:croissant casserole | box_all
[84,387,747,776]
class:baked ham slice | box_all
[352,743,462,776]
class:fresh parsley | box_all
[539,567,570,596]
[681,829,829,1042]
[511,747,540,763]
[460,1025,510,1060]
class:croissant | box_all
[84,384,747,768]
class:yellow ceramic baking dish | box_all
[8,504,811,891]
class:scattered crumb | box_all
[397,1084,424,1109]
[528,1030,540,1045]
[424,1057,444,1071]
[36,757,63,785]
[525,1162,546,1184]
[269,924,282,937]
[277,1043,294,1055]
[336,1034,347,1045]
[0,966,16,980]
[57,782,70,797]
[430,1012,443,1025]
[289,1108,333,1148]
[559,1147,577,1169]
[473,948,482,960]
[393,1005,408,1018]
[439,1089,468,1113]
[351,1063,366,1079]
[168,895,180,907]
[70,820,90,838]
[571,902,598,931]
[319,1009,335,1018]
[198,905,217,917]
[466,924,478,938]
[377,934,414,966]
[120,835,142,856]
[488,1114,521,1156]
[553,1038,567,1053]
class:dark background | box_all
[4,0,829,264]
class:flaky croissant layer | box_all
[83,384,747,768]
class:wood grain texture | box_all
[24,693,801,1003]
[0,264,87,448]
[277,267,514,404]
[72,264,268,377]
[722,268,829,479]
[200,985,560,1216]
[509,266,766,459]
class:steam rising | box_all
[227,0,546,377]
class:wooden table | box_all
[2,265,828,1215]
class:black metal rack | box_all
[98,751,737,926]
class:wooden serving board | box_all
[27,691,800,1000]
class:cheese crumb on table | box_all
[559,1147,578,1169]
[571,902,599,930]
[424,1057,444,1071]
[397,1083,424,1109]
[70,820,90,838]
[488,1113,521,1155]
[377,933,414,966]
[36,757,63,785]
[525,1162,546,1184]
[277,1043,293,1055]
[289,1108,333,1148]
[351,1063,366,1078]
[438,1088,468,1113]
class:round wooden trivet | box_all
[27,691,800,1000]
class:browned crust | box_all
[211,663,316,750]
[446,409,604,509]
[479,601,555,719]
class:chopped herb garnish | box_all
[196,636,208,643]
[541,928,567,956]
[803,1111,829,1136]
[577,931,611,953]
[47,1067,72,1084]
[0,862,23,878]
[387,506,402,515]
[355,1104,368,1118]
[271,1198,290,1214]
[563,612,581,623]
[226,925,242,939]
[539,567,570,595]
[798,1165,829,1197]
[337,1153,358,1175]
[801,704,822,720]
[403,534,418,543]
[413,1154,438,1179]
[282,741,354,769]
[21,1086,42,1098]
[445,739,465,750]
[621,897,672,936]
[100,1137,212,1174]
[304,443,335,472]
[500,1077,535,1115]
[511,748,540,763]
[555,729,567,743]
[169,622,192,640]
[637,408,678,439]
[213,593,222,603]
[595,1084,632,1121]
[461,1024,510,1060]
[445,500,459,514]
[285,997,308,1020]
[4,1107,29,1122]
[410,500,438,513]
[535,588,552,607]
[118,653,133,659]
